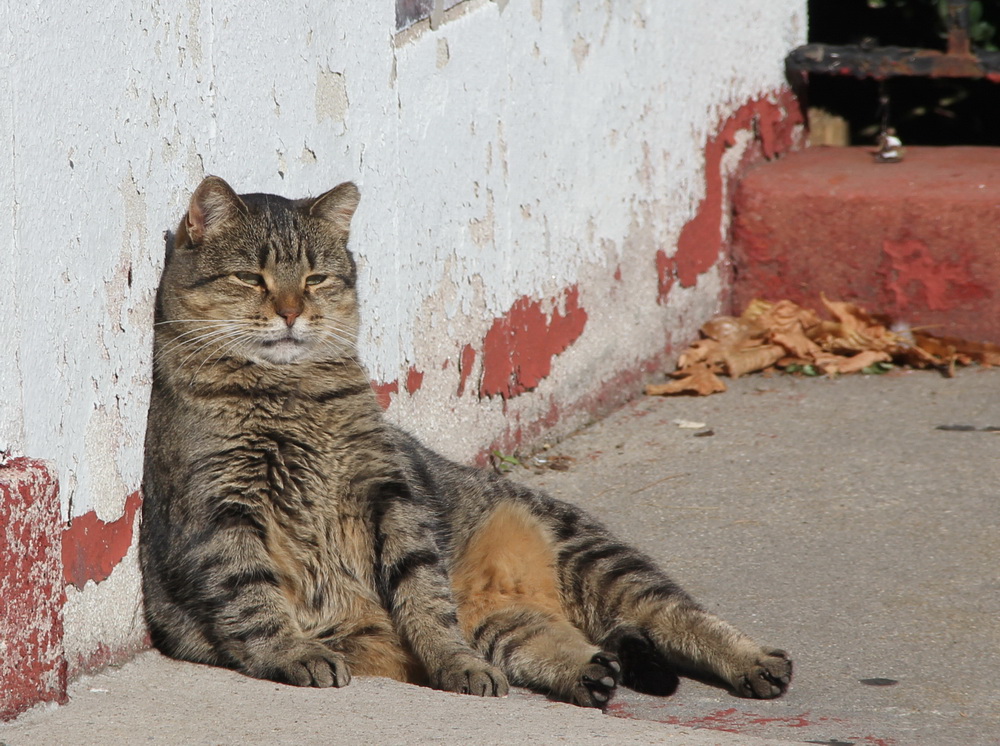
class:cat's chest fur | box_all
[171,371,390,614]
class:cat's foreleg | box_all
[179,498,351,687]
[374,488,509,697]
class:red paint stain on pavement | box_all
[457,344,477,397]
[62,490,142,590]
[405,366,424,395]
[880,238,988,312]
[607,701,896,744]
[1,458,67,720]
[672,90,803,290]
[479,286,588,400]
[371,380,399,410]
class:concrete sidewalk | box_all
[4,368,998,745]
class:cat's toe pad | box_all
[251,643,351,688]
[735,649,792,699]
[434,656,509,698]
[571,651,620,708]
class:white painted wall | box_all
[1,0,805,666]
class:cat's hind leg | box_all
[544,503,791,698]
[451,501,620,707]
[604,598,792,698]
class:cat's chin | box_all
[251,339,314,365]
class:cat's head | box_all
[157,176,361,367]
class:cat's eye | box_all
[234,272,266,287]
[305,274,328,287]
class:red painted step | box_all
[731,146,1000,343]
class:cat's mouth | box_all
[261,337,302,348]
[253,330,313,364]
[261,327,306,346]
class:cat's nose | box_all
[275,294,305,327]
[277,307,301,327]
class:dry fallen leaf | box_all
[914,331,1000,366]
[744,298,821,337]
[645,362,727,396]
[723,344,786,378]
[701,316,764,344]
[646,294,999,397]
[813,349,892,375]
[677,338,724,369]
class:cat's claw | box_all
[248,643,351,688]
[734,648,792,699]
[571,651,620,709]
[434,656,509,698]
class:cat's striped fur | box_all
[139,176,791,708]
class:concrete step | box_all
[731,146,1000,343]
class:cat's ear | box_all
[185,176,248,245]
[309,182,360,233]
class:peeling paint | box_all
[468,188,496,248]
[457,343,477,397]
[572,34,590,69]
[0,459,67,721]
[673,91,803,288]
[654,249,675,303]
[405,365,425,394]
[372,380,399,411]
[880,238,988,312]
[436,38,450,68]
[62,491,142,591]
[62,540,147,679]
[316,66,349,129]
[479,287,588,401]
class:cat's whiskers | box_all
[155,322,257,363]
[191,328,261,379]
[154,318,249,326]
[314,325,359,362]
[174,324,260,371]
[155,329,234,365]
[317,319,357,345]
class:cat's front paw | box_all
[247,641,352,688]
[432,654,509,697]
[733,648,792,699]
[569,651,621,708]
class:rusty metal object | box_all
[787,42,1000,80]
[787,0,1000,81]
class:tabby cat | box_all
[139,176,792,708]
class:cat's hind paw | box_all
[569,651,620,708]
[734,648,792,699]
